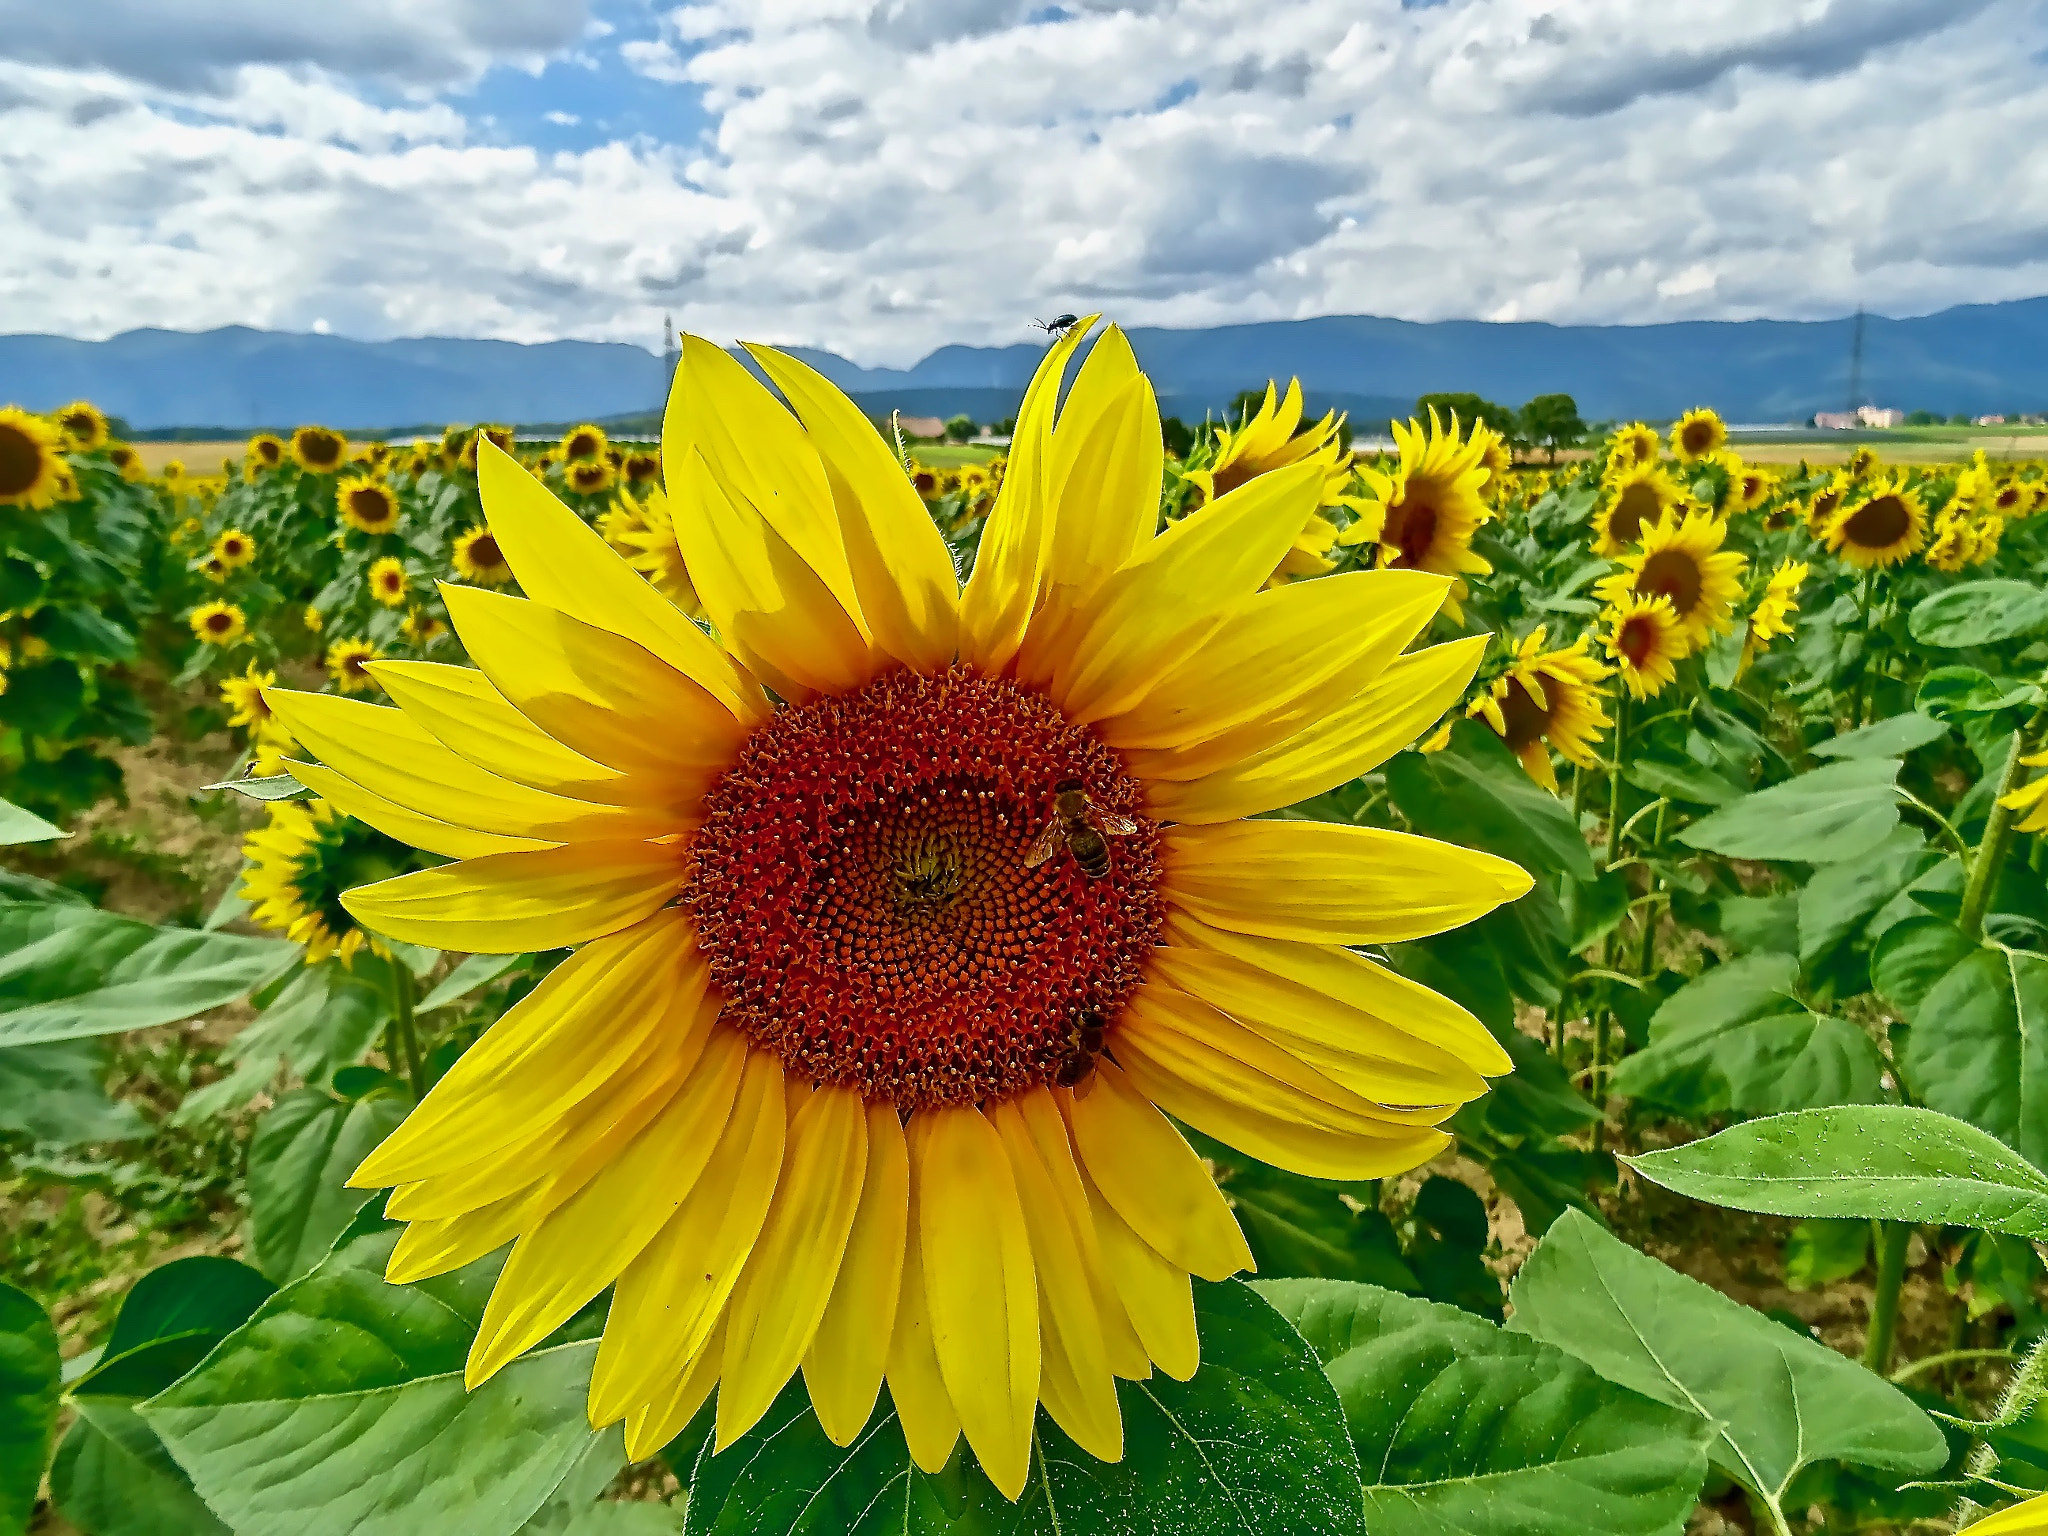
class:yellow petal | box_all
[1149,637,1488,823]
[439,583,747,788]
[465,1026,750,1387]
[589,1048,787,1427]
[476,438,763,722]
[745,344,961,672]
[1163,820,1531,945]
[1059,1060,1251,1283]
[885,1188,961,1476]
[284,758,550,863]
[913,1105,1039,1501]
[716,1084,869,1447]
[351,912,700,1187]
[384,1186,532,1285]
[343,839,686,953]
[806,1101,910,1446]
[623,1316,726,1464]
[1043,331,1157,592]
[1078,1163,1199,1381]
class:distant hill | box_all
[7,298,2048,432]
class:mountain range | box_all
[7,297,2048,433]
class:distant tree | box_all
[1159,416,1195,459]
[1905,410,1938,427]
[1519,394,1585,462]
[1951,414,1973,426]
[1226,388,1269,426]
[944,414,976,443]
[1416,392,1518,443]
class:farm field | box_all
[4,348,2048,1536]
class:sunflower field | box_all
[4,320,2048,1536]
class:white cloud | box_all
[3,0,2046,362]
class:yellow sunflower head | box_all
[273,318,1531,1492]
[598,490,701,613]
[199,555,228,583]
[1607,422,1660,468]
[1603,593,1687,699]
[1998,747,2048,835]
[108,443,143,481]
[368,555,410,608]
[452,524,515,587]
[623,449,662,486]
[1593,508,1747,649]
[161,459,187,486]
[1924,512,1972,573]
[1845,445,1879,480]
[566,458,617,496]
[1466,626,1613,791]
[1335,409,1494,608]
[246,433,286,474]
[1478,432,1512,482]
[241,799,421,965]
[211,527,256,570]
[401,606,446,646]
[338,475,402,536]
[1734,463,1776,513]
[291,425,349,474]
[189,600,248,648]
[1184,380,1351,514]
[1968,513,2005,566]
[1823,474,1928,569]
[1991,478,2029,519]
[0,406,66,511]
[325,637,381,693]
[221,663,280,731]
[1805,469,1853,531]
[1747,560,1807,646]
[56,400,109,452]
[1592,459,1684,555]
[1670,407,1727,464]
[561,423,610,461]
[304,603,325,634]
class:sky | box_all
[1,0,2045,365]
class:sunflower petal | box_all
[283,758,551,862]
[1043,330,1157,592]
[805,1101,910,1446]
[886,1197,962,1476]
[1078,1164,1199,1381]
[384,1187,533,1286]
[623,1316,727,1464]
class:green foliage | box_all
[0,1281,59,1536]
[245,1088,408,1282]
[1678,757,1902,863]
[1518,394,1586,457]
[1415,392,1517,440]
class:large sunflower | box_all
[1336,409,1494,612]
[0,406,66,511]
[1823,474,1928,569]
[1466,627,1612,792]
[1594,508,1747,649]
[265,321,1527,1495]
[1592,460,1684,555]
[1670,407,1726,464]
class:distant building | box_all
[894,415,948,439]
[1857,405,1905,428]
[1975,414,2008,426]
[1813,411,1859,430]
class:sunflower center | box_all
[1634,548,1702,618]
[1682,423,1714,456]
[302,432,341,468]
[1388,496,1439,567]
[685,665,1164,1109]
[0,424,44,497]
[1843,494,1909,548]
[1617,615,1659,668]
[1497,677,1552,750]
[1611,483,1658,545]
[470,533,503,567]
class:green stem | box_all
[387,962,428,1102]
[1862,1222,1912,1374]
[1605,693,1632,873]
[1959,702,2048,944]
[1889,1347,2013,1387]
[1591,693,1633,1156]
[1958,1336,2048,1529]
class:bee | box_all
[1023,778,1141,879]
[1054,1010,1107,1087]
[1034,313,1080,338]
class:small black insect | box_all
[1054,1010,1108,1087]
[1034,313,1080,337]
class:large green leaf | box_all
[0,900,295,1048]
[1382,721,1594,883]
[1869,917,1978,1018]
[175,956,396,1122]
[1622,1105,2048,1237]
[0,1282,58,1536]
[1900,945,2048,1170]
[1797,825,1935,969]
[1508,1211,1945,1526]
[1258,1277,1711,1536]
[50,1398,229,1536]
[679,1280,1369,1536]
[246,1088,410,1282]
[0,1040,145,1145]
[1677,758,1900,864]
[1809,712,1950,761]
[1909,579,2048,648]
[420,951,525,1013]
[145,1227,604,1536]
[1208,1153,1416,1290]
[1607,954,1886,1115]
[0,795,64,845]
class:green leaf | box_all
[1798,825,1936,969]
[0,1040,146,1145]
[1624,757,1745,807]
[0,900,296,1048]
[1716,893,1799,956]
[1809,712,1951,760]
[1383,721,1594,883]
[1909,579,2048,648]
[0,795,64,845]
[74,1257,277,1399]
[1677,758,1901,864]
[1508,1210,1945,1519]
[1917,666,2040,722]
[679,1280,1369,1536]
[145,1227,604,1536]
[1257,1277,1712,1536]
[1621,1105,2048,1238]
[201,772,314,802]
[420,951,525,1013]
[1783,1219,1871,1290]
[50,1397,229,1536]
[1870,917,1979,1019]
[174,956,396,1123]
[1210,1154,1417,1290]
[1901,945,2048,1169]
[246,1088,409,1282]
[0,1281,59,1536]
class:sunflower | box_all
[452,525,515,586]
[1336,409,1494,615]
[242,799,419,965]
[1670,407,1726,464]
[368,556,410,608]
[599,490,701,612]
[1924,513,1972,573]
[338,476,402,536]
[1592,460,1684,555]
[291,425,349,474]
[623,450,661,486]
[199,556,229,583]
[162,460,187,487]
[246,433,286,476]
[51,467,81,504]
[566,459,616,496]
[326,638,381,693]
[1991,479,2029,519]
[1733,463,1776,513]
[1845,445,1879,480]
[265,320,1528,1494]
[1466,627,1612,791]
[221,663,279,731]
[561,423,609,461]
[1603,593,1687,700]
[1184,380,1351,509]
[1607,422,1660,468]
[56,400,109,451]
[1267,512,1338,586]
[1805,470,1853,531]
[2000,748,2048,835]
[1594,509,1747,649]
[108,443,144,481]
[1823,474,1928,569]
[211,528,256,570]
[1747,560,1806,647]
[1969,513,2005,566]
[1478,434,1512,482]
[304,604,325,635]
[0,406,66,511]
[189,601,247,648]
[402,607,446,646]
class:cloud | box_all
[2,0,2047,364]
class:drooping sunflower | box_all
[211,528,256,570]
[326,638,381,693]
[189,601,247,648]
[369,556,410,608]
[246,433,286,476]
[2000,749,2048,834]
[1669,407,1726,464]
[452,525,515,586]
[1592,460,1685,555]
[338,476,402,536]
[56,400,109,452]
[266,321,1528,1495]
[599,490,701,612]
[291,425,349,474]
[566,458,616,496]
[221,663,279,732]
[1845,445,1879,480]
[242,799,420,965]
[1336,409,1494,614]
[1924,512,1972,573]
[1606,422,1660,469]
[1465,627,1613,791]
[1740,559,1807,672]
[1478,433,1512,482]
[0,406,66,511]
[1823,474,1928,569]
[1969,513,2005,566]
[1603,593,1687,700]
[1594,509,1747,649]
[561,423,609,461]
[1181,380,1350,508]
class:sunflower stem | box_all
[1960,701,2048,945]
[1863,1221,1912,1374]
[387,961,428,1102]
[1590,693,1633,1150]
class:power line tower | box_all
[1846,305,1865,415]
[661,314,679,415]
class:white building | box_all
[1813,411,1858,430]
[1857,405,1905,428]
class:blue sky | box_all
[1,0,2044,363]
